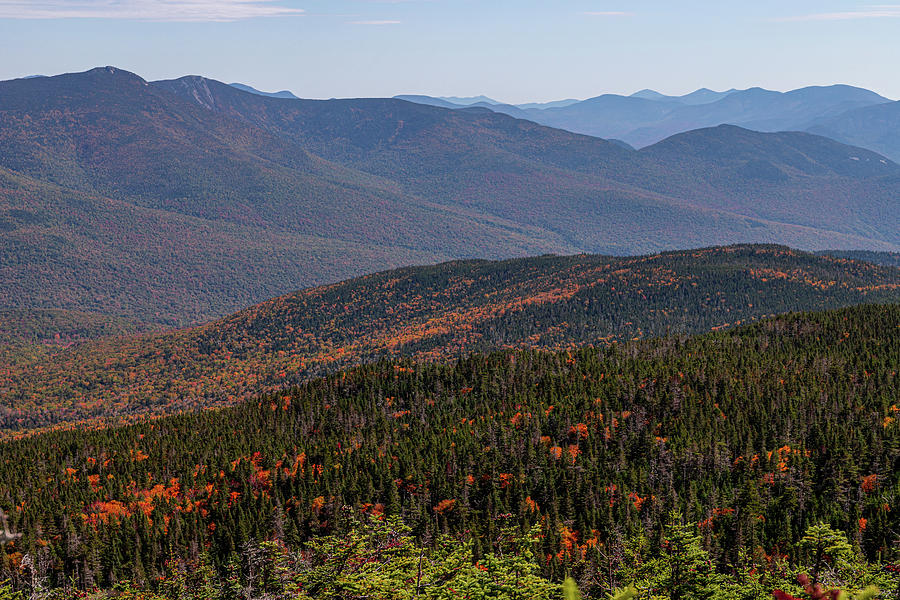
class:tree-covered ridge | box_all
[3,245,900,434]
[0,303,897,595]
[819,251,900,268]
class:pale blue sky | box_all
[1,1,898,102]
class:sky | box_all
[1,1,898,103]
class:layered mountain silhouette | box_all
[808,100,900,163]
[437,95,500,105]
[228,82,299,100]
[393,94,464,109]
[631,87,738,105]
[1,67,899,326]
[623,85,890,146]
[158,76,900,251]
[401,85,893,149]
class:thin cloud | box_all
[350,19,400,24]
[777,5,900,21]
[582,11,633,17]
[0,0,305,22]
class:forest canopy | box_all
[0,303,897,597]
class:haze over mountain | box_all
[807,100,900,163]
[401,84,893,150]
[631,87,738,104]
[623,85,891,147]
[515,98,581,110]
[403,87,738,111]
[397,95,581,110]
[228,82,299,100]
[392,94,466,109]
[437,95,500,105]
[1,67,899,327]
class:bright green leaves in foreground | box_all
[298,515,555,600]
[3,516,896,599]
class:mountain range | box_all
[630,87,738,105]
[808,99,900,163]
[1,67,899,328]
[398,85,899,157]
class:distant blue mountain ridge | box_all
[394,85,896,157]
[228,82,298,100]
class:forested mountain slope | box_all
[159,75,900,254]
[819,250,900,268]
[3,245,899,434]
[0,69,575,324]
[2,69,900,328]
[0,165,450,326]
[634,125,900,240]
[808,100,900,163]
[1,303,897,590]
[0,308,153,374]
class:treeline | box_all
[0,304,897,594]
[819,250,900,268]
